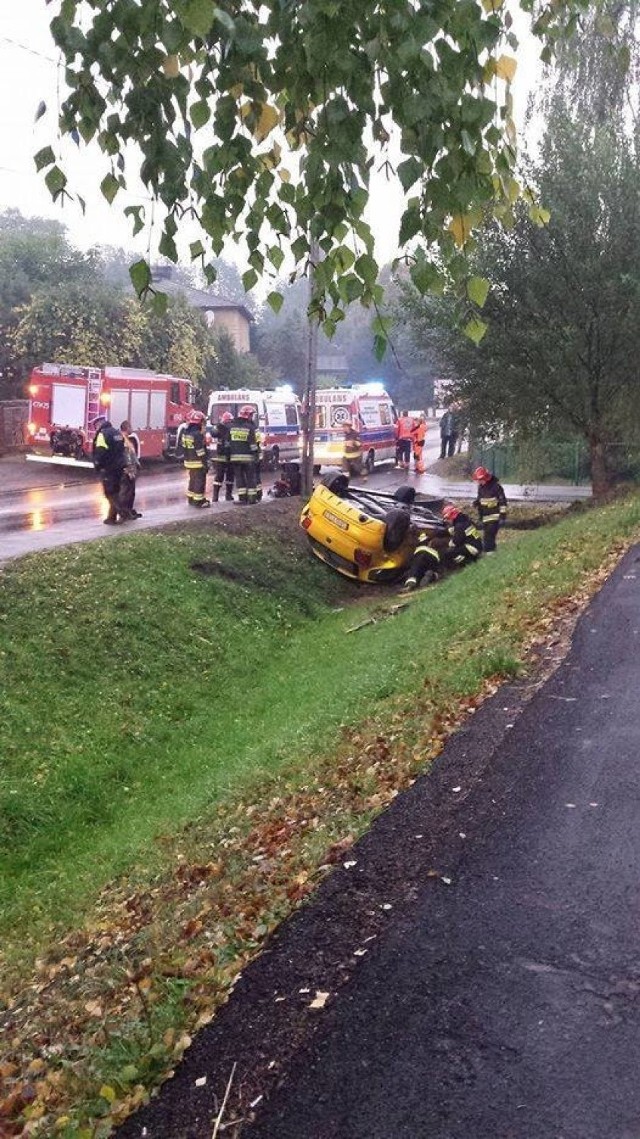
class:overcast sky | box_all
[0,0,543,277]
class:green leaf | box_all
[34,146,55,172]
[124,205,145,236]
[182,0,216,38]
[44,166,67,197]
[374,333,388,361]
[266,291,284,314]
[190,100,211,129]
[397,156,422,193]
[463,317,488,345]
[242,268,258,292]
[354,252,378,288]
[151,290,169,316]
[190,240,205,259]
[268,245,285,270]
[467,276,490,308]
[100,172,120,204]
[130,259,152,296]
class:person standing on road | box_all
[342,424,365,479]
[472,466,507,554]
[91,414,130,525]
[208,412,235,502]
[410,414,428,474]
[182,410,211,508]
[395,411,414,471]
[439,408,458,459]
[254,427,264,502]
[118,420,142,520]
[441,503,482,567]
[229,405,259,505]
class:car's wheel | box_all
[393,485,415,506]
[365,450,375,474]
[383,508,411,552]
[321,468,349,495]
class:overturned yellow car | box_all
[300,469,446,584]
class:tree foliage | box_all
[44,0,587,332]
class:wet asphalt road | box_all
[117,546,640,1139]
[244,547,640,1139]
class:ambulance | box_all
[313,385,398,472]
[207,388,301,468]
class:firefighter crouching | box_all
[229,405,259,504]
[183,409,210,508]
[401,528,448,592]
[207,411,235,502]
[441,503,482,567]
[472,465,507,553]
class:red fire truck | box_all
[25,363,197,466]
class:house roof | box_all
[158,278,253,323]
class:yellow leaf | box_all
[279,169,291,183]
[482,0,504,8]
[448,210,480,248]
[495,54,517,82]
[463,317,488,345]
[507,177,520,203]
[162,54,180,79]
[99,1085,117,1103]
[255,103,280,142]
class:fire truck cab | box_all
[26,363,196,466]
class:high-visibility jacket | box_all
[205,422,230,460]
[396,416,414,441]
[448,512,482,558]
[343,430,362,463]
[182,424,207,469]
[228,417,258,463]
[411,420,428,449]
[92,421,126,474]
[475,476,507,524]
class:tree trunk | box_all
[588,434,612,501]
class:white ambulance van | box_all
[313,385,398,473]
[207,388,301,467]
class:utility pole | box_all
[301,238,319,498]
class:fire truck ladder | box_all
[86,369,103,430]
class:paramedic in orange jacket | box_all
[395,411,414,470]
[410,415,428,473]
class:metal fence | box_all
[472,440,640,487]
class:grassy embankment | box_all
[1,494,639,1135]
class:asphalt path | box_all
[117,545,640,1139]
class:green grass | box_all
[2,494,640,960]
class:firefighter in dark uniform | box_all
[91,414,131,524]
[254,428,263,502]
[229,405,259,504]
[343,424,365,479]
[207,411,235,502]
[401,528,447,591]
[183,409,210,507]
[441,503,482,567]
[472,465,507,553]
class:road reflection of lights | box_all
[30,509,45,532]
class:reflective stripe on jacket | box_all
[228,418,258,463]
[476,477,507,523]
[182,425,207,469]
